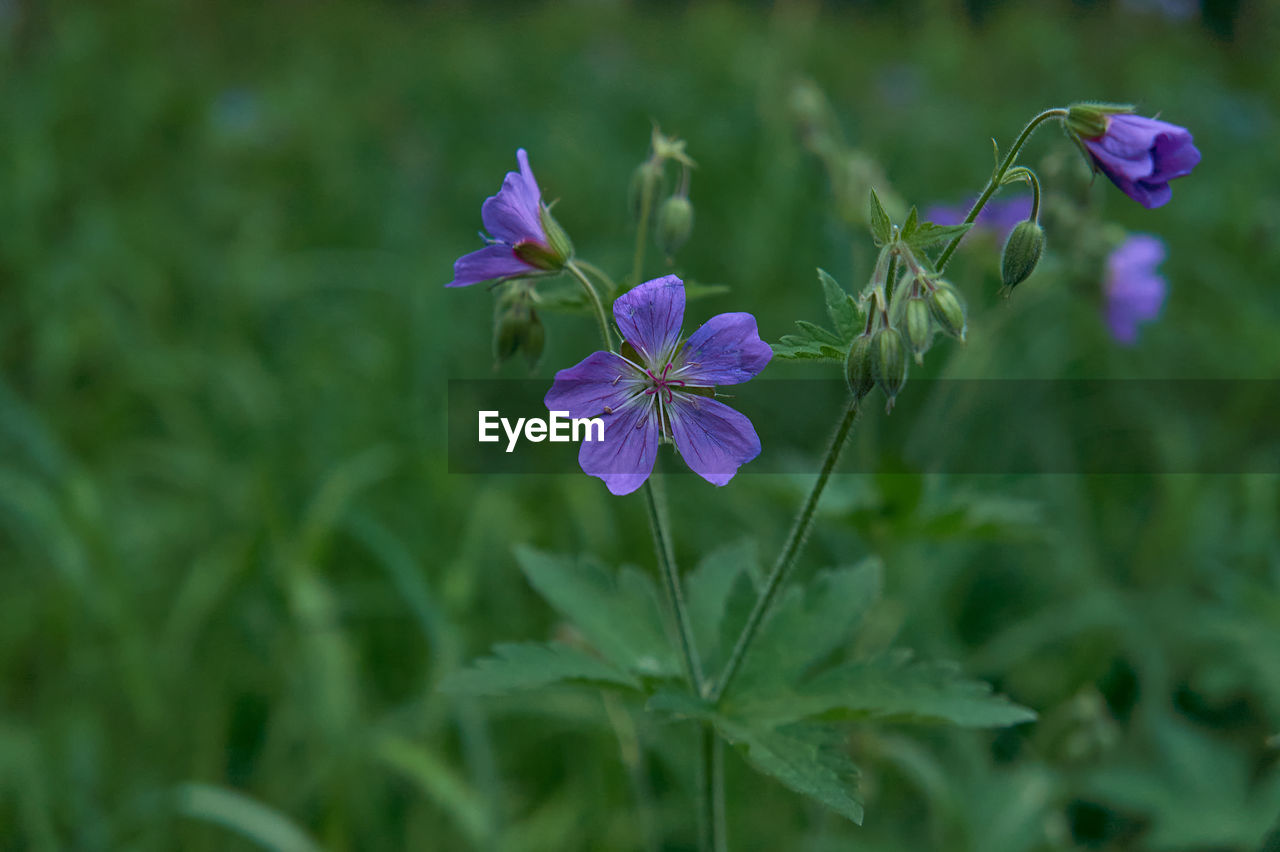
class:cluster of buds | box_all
[492,280,544,370]
[629,127,697,261]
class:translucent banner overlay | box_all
[447,379,1280,474]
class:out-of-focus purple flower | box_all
[448,149,572,288]
[1104,234,1167,345]
[924,195,1032,242]
[1077,114,1201,209]
[545,275,772,495]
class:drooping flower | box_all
[924,195,1032,242]
[1104,234,1167,345]
[1067,106,1201,209]
[544,275,772,495]
[447,149,573,288]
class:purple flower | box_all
[1079,114,1201,209]
[545,275,772,495]
[1104,234,1167,345]
[448,149,572,288]
[924,195,1032,242]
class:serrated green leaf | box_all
[686,540,759,674]
[727,560,882,695]
[901,205,919,239]
[817,269,860,341]
[772,336,845,362]
[794,320,844,346]
[646,688,715,720]
[439,641,641,696]
[515,547,679,677]
[733,653,1037,728]
[869,189,891,246]
[717,568,759,679]
[903,221,973,251]
[717,719,863,824]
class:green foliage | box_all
[515,546,680,679]
[773,269,862,361]
[439,641,641,696]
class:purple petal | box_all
[613,275,686,367]
[667,394,761,487]
[448,244,533,287]
[1151,129,1201,179]
[1104,234,1167,345]
[480,149,546,245]
[674,312,772,386]
[578,394,659,496]
[544,351,646,420]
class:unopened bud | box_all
[493,303,530,365]
[844,333,874,400]
[522,309,545,369]
[871,327,908,411]
[655,195,694,257]
[904,297,933,364]
[1001,220,1045,293]
[926,281,967,342]
[1065,102,1134,140]
[539,205,574,265]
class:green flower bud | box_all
[539,205,574,265]
[926,281,967,342]
[871,326,908,411]
[1065,102,1134,140]
[655,195,694,257]
[844,333,874,400]
[522,309,545,369]
[1001,220,1046,293]
[904,297,933,364]
[493,302,529,365]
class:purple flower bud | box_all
[448,149,572,287]
[1076,114,1201,209]
[1103,234,1167,345]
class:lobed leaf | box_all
[438,641,640,696]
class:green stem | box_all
[574,258,619,296]
[632,158,657,286]
[698,723,727,852]
[643,480,704,690]
[711,396,861,704]
[933,108,1067,274]
[566,259,614,353]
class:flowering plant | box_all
[443,98,1199,848]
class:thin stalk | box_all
[566,259,614,353]
[632,159,657,286]
[642,481,704,689]
[711,396,861,703]
[573,257,620,296]
[698,723,727,852]
[933,108,1067,273]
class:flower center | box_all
[642,361,686,403]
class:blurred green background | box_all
[2,0,1279,849]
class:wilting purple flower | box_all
[924,195,1032,242]
[448,149,572,288]
[545,275,772,495]
[1104,234,1167,345]
[1079,114,1200,209]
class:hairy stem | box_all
[711,396,861,703]
[933,107,1067,273]
[566,259,614,353]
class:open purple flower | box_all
[545,275,772,495]
[447,149,572,288]
[1104,234,1167,345]
[1076,114,1200,209]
